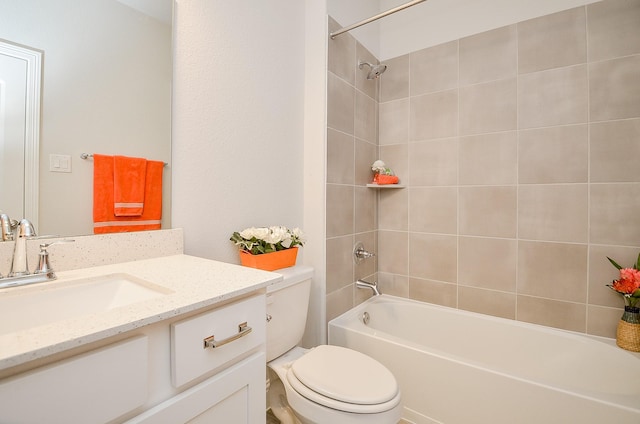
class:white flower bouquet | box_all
[230,226,305,255]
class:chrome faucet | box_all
[356,279,381,296]
[0,213,18,241]
[9,219,36,277]
[0,230,74,289]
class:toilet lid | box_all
[289,345,398,406]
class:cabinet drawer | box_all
[171,294,265,387]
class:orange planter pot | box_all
[239,247,298,271]
[374,174,399,185]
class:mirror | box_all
[0,0,172,237]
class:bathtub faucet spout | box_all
[356,279,381,296]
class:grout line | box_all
[585,3,591,333]
[515,19,520,322]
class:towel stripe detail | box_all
[114,202,144,208]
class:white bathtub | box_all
[328,295,640,424]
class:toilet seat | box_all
[286,345,400,414]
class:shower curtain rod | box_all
[330,0,428,39]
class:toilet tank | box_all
[266,265,313,362]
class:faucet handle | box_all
[353,241,376,264]
[33,239,75,275]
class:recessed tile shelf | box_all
[366,184,406,188]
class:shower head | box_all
[358,61,387,80]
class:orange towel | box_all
[93,154,163,234]
[113,155,147,216]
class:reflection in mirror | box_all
[0,0,172,238]
[0,41,41,227]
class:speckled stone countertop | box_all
[0,254,281,371]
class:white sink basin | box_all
[0,273,171,335]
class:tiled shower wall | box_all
[326,17,380,322]
[327,0,640,338]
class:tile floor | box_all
[267,410,411,423]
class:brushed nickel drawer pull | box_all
[203,322,252,349]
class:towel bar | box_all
[80,153,168,166]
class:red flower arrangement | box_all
[606,254,640,308]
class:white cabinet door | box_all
[0,336,148,424]
[128,352,266,424]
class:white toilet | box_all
[266,265,402,424]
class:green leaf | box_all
[607,257,623,270]
[632,289,640,299]
[636,253,640,270]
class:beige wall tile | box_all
[458,236,517,292]
[327,128,354,184]
[590,183,640,246]
[355,231,377,281]
[410,40,458,96]
[410,89,458,141]
[459,78,516,136]
[328,17,355,85]
[326,184,354,237]
[409,277,457,307]
[518,125,588,184]
[354,90,377,144]
[355,186,376,233]
[587,0,640,62]
[355,42,379,101]
[591,118,640,182]
[518,7,586,74]
[380,143,409,184]
[408,139,458,186]
[586,305,622,339]
[327,72,355,134]
[380,54,409,102]
[459,186,517,238]
[378,272,409,297]
[409,233,457,282]
[518,241,588,302]
[326,284,354,323]
[379,188,408,231]
[355,139,377,185]
[588,244,640,307]
[378,230,408,275]
[518,65,588,129]
[518,184,588,243]
[517,295,586,332]
[458,286,516,320]
[459,132,517,185]
[408,187,457,234]
[459,25,517,86]
[379,99,409,145]
[326,235,355,294]
[589,55,640,122]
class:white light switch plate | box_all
[49,154,72,173]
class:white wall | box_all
[172,0,306,264]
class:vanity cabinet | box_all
[0,292,267,424]
[128,293,266,423]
